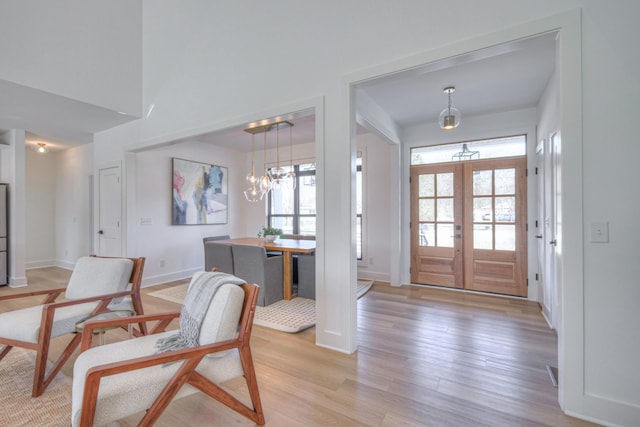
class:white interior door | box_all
[550,132,562,330]
[97,165,122,257]
[537,140,552,324]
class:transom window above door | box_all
[411,135,526,165]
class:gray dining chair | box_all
[280,234,315,285]
[231,245,283,306]
[296,254,316,299]
[203,241,234,274]
[202,235,230,243]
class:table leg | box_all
[283,252,293,300]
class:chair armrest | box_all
[0,287,66,304]
[80,337,242,425]
[80,311,181,352]
[43,289,136,314]
[37,290,140,348]
[86,337,241,379]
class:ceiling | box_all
[357,32,557,129]
[5,32,556,153]
[0,79,138,153]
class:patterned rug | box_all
[149,279,374,333]
[0,347,73,427]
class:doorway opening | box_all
[410,136,527,296]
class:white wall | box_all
[579,0,640,412]
[25,145,94,270]
[131,142,246,286]
[0,1,142,116]
[357,133,391,282]
[25,149,56,268]
[55,144,94,269]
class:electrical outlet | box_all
[159,259,165,268]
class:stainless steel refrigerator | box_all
[0,184,7,286]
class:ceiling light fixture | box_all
[439,86,461,130]
[452,143,479,161]
[36,142,48,153]
[285,124,296,190]
[243,120,294,202]
[243,132,260,202]
[269,123,285,191]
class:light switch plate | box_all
[590,221,609,243]
[140,217,153,226]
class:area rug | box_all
[148,279,374,333]
[0,347,73,427]
[357,278,373,298]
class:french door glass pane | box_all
[419,199,435,221]
[474,224,493,249]
[436,173,454,196]
[437,224,454,248]
[437,198,454,221]
[419,174,435,197]
[473,170,492,195]
[495,224,516,250]
[473,197,492,222]
[494,168,516,195]
[419,223,435,246]
[495,196,515,222]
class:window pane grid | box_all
[471,168,516,251]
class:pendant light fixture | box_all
[285,123,296,190]
[243,119,295,201]
[451,143,479,161]
[269,123,286,191]
[243,131,260,202]
[258,128,272,199]
[438,86,461,130]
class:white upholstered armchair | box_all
[0,255,146,397]
[71,271,265,426]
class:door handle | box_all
[98,230,104,235]
[549,239,557,246]
[536,235,543,239]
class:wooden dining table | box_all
[218,237,316,300]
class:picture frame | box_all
[172,157,228,225]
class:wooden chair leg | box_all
[0,344,13,361]
[187,349,265,426]
[138,357,203,426]
[33,334,82,397]
[239,346,265,425]
[131,294,148,336]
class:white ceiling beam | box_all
[355,88,401,145]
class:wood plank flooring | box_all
[0,268,598,426]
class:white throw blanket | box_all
[155,271,245,353]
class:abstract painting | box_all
[172,158,228,225]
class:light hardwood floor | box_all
[1,268,598,426]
